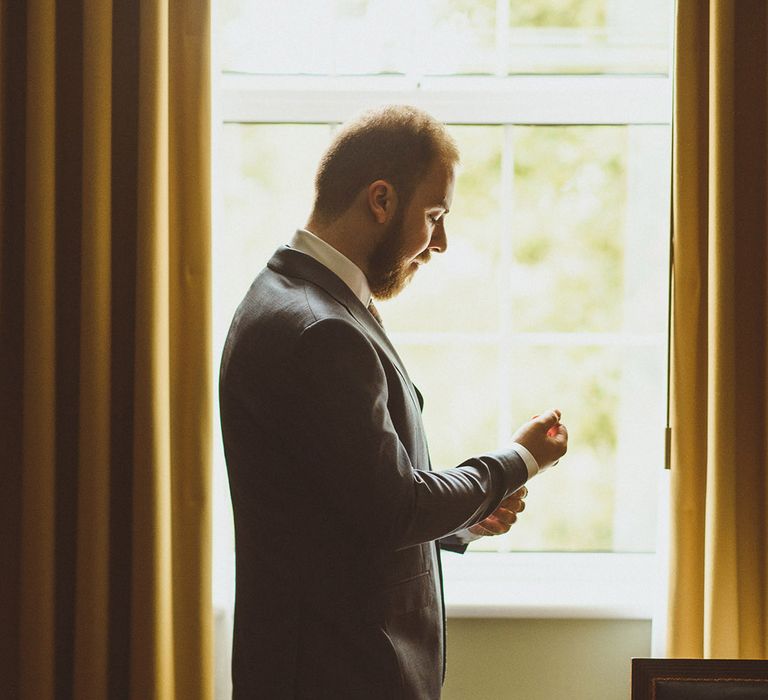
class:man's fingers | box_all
[511,409,566,471]
[472,485,529,536]
[550,422,568,444]
[500,486,528,510]
[532,410,562,438]
[538,409,561,429]
[490,510,518,526]
[490,503,521,525]
[498,498,525,514]
[480,513,515,534]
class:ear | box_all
[366,180,398,224]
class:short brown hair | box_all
[311,105,459,223]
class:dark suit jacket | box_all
[219,245,528,699]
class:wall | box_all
[443,618,652,700]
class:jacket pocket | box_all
[365,570,434,622]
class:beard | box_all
[367,213,430,301]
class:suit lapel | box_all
[268,247,422,411]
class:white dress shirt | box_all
[290,228,372,307]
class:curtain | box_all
[668,0,767,658]
[0,1,213,697]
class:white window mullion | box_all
[220,74,671,126]
[387,331,666,346]
[494,0,510,77]
[497,124,515,447]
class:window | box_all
[212,2,673,686]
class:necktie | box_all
[368,300,384,327]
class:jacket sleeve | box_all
[292,317,528,551]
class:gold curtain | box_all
[0,1,213,697]
[668,0,767,658]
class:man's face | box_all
[368,160,456,300]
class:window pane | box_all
[507,0,672,75]
[215,123,330,333]
[219,0,339,75]
[381,126,502,333]
[219,0,497,76]
[396,343,500,471]
[469,343,664,552]
[219,0,671,77]
[509,124,669,334]
[422,0,496,75]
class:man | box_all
[220,105,568,699]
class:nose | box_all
[429,221,447,253]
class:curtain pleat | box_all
[21,1,57,696]
[74,1,113,694]
[132,0,174,695]
[0,1,28,693]
[109,0,141,692]
[167,2,213,696]
[54,1,84,695]
[667,0,709,660]
[669,0,767,659]
[724,0,767,657]
[0,1,213,697]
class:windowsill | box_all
[441,551,656,620]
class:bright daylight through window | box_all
[213,0,673,675]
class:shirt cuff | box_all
[511,442,539,479]
[449,528,483,545]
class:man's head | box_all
[312,105,459,225]
[307,105,460,299]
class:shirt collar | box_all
[289,228,372,307]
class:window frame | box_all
[214,71,672,620]
[220,73,670,126]
[442,551,657,619]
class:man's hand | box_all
[468,486,528,537]
[513,408,568,472]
